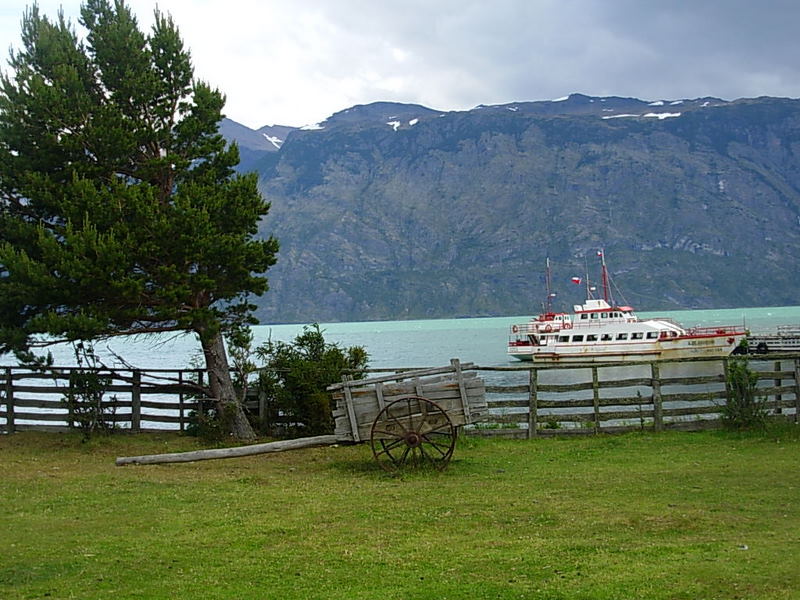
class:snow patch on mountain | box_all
[262,134,283,149]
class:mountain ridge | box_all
[221,94,800,324]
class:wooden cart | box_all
[327,359,487,471]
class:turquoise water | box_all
[5,305,798,370]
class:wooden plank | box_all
[5,367,14,433]
[591,367,600,431]
[12,398,69,410]
[538,381,594,393]
[452,358,471,422]
[659,375,725,386]
[651,363,663,432]
[662,405,724,417]
[486,384,528,394]
[795,359,800,424]
[131,370,141,433]
[327,362,476,391]
[374,382,386,411]
[661,390,728,403]
[486,399,529,409]
[595,377,657,389]
[333,380,485,414]
[8,411,72,422]
[116,435,339,466]
[528,368,538,438]
[755,370,795,379]
[342,376,360,443]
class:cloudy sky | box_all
[1,0,799,129]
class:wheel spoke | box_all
[420,434,451,457]
[370,396,456,471]
[371,428,405,440]
[374,437,406,459]
[398,444,412,465]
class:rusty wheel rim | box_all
[370,396,456,472]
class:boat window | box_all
[647,332,659,339]
[572,335,584,342]
[601,334,612,341]
[601,313,608,318]
[559,335,570,343]
[586,334,598,341]
[631,332,644,340]
[591,313,598,319]
[617,333,628,340]
[581,314,588,320]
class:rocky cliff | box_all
[224,94,800,323]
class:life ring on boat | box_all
[544,324,552,332]
[511,325,519,333]
[563,323,572,330]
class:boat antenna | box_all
[599,249,611,304]
[545,257,553,314]
[582,255,593,299]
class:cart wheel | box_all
[370,396,456,472]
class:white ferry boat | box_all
[508,254,747,363]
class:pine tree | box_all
[0,0,279,440]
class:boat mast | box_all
[599,249,610,304]
[545,257,553,314]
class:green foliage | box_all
[723,358,769,430]
[253,324,368,436]
[60,342,117,441]
[185,401,237,443]
[0,1,277,439]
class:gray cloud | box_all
[1,0,798,126]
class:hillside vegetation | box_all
[224,95,800,323]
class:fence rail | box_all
[2,354,799,436]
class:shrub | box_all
[60,343,117,441]
[253,324,368,437]
[723,358,769,430]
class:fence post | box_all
[591,366,600,432]
[651,362,663,432]
[196,369,205,417]
[3,367,14,434]
[178,371,185,432]
[527,368,538,438]
[131,370,141,433]
[794,359,800,425]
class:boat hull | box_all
[508,334,745,363]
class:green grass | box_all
[1,426,799,599]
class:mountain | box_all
[221,94,800,324]
[219,120,295,172]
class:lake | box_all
[4,305,798,370]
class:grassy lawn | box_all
[1,426,799,599]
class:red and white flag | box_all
[571,276,582,284]
[596,250,603,257]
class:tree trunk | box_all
[199,329,256,441]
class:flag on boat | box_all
[571,276,582,284]
[597,250,603,257]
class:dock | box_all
[747,325,800,353]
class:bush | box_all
[186,401,237,443]
[723,358,769,430]
[60,343,117,441]
[253,324,368,437]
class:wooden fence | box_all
[473,353,800,438]
[2,354,799,436]
[0,367,205,433]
